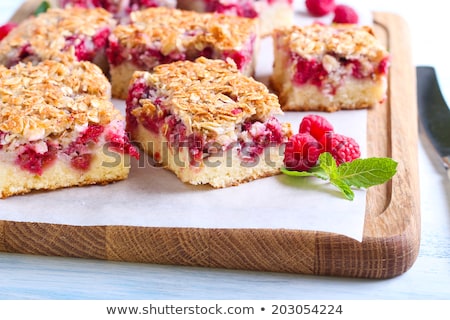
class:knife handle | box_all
[444,156,450,179]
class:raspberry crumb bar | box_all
[177,0,294,36]
[107,7,260,99]
[271,24,390,112]
[58,0,176,19]
[126,57,292,188]
[0,8,116,70]
[0,61,139,199]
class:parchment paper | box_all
[0,1,372,241]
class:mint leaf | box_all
[280,152,398,201]
[337,157,398,188]
[309,165,330,180]
[281,166,329,180]
[319,152,354,200]
[330,178,355,201]
[34,1,50,16]
[318,152,338,178]
[281,166,316,177]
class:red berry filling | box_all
[105,38,125,66]
[129,0,161,10]
[64,28,110,62]
[61,0,90,8]
[107,29,255,73]
[62,0,120,13]
[108,41,251,73]
[0,131,6,150]
[222,35,255,71]
[93,27,111,49]
[65,124,104,170]
[378,56,390,75]
[71,153,92,171]
[97,0,121,13]
[4,123,137,175]
[15,142,58,175]
[291,54,328,87]
[205,0,258,18]
[65,124,138,170]
[291,53,387,92]
[62,0,168,16]
[105,130,140,160]
[187,133,204,166]
[239,117,285,162]
[6,43,37,68]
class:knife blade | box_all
[416,66,450,178]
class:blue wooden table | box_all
[0,0,449,300]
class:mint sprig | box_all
[34,1,50,16]
[281,152,398,200]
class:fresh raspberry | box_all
[299,114,334,141]
[0,23,17,41]
[284,133,323,171]
[320,132,361,165]
[333,4,359,24]
[305,0,336,17]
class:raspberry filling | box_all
[290,53,389,91]
[239,118,284,162]
[5,43,36,68]
[62,0,167,16]
[0,131,6,150]
[105,130,140,160]
[16,142,58,175]
[61,0,120,13]
[64,27,111,62]
[6,28,111,67]
[61,0,90,8]
[65,124,105,170]
[292,56,328,87]
[129,0,162,11]
[107,32,255,73]
[127,82,285,166]
[4,124,138,175]
[205,0,258,18]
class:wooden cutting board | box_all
[0,2,420,279]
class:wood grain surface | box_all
[0,2,420,279]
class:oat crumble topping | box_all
[112,7,259,53]
[274,24,388,61]
[0,61,120,140]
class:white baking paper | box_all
[0,1,372,241]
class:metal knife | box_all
[416,66,450,178]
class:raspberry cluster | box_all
[284,114,360,171]
[305,0,359,24]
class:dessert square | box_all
[0,60,139,199]
[57,0,176,19]
[271,24,390,112]
[126,57,292,188]
[0,7,116,71]
[107,7,260,99]
[177,0,294,36]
